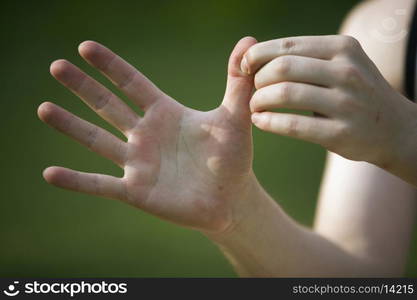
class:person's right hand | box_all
[38,37,260,233]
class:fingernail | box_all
[251,113,260,124]
[240,56,249,74]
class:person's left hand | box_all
[242,35,417,167]
[38,37,260,233]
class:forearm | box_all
[204,179,384,277]
[314,153,416,278]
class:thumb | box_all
[222,36,257,116]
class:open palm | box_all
[39,38,258,232]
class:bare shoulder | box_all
[340,0,416,91]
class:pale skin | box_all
[245,0,417,187]
[39,37,260,232]
[39,0,417,277]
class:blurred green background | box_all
[1,0,416,277]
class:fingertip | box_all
[249,98,256,113]
[252,112,270,129]
[37,101,57,122]
[78,40,100,58]
[78,40,96,49]
[240,36,258,45]
[240,36,257,75]
[49,59,70,79]
[228,36,257,78]
[251,112,261,125]
[42,166,62,185]
[240,56,249,75]
[78,41,111,70]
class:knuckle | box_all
[118,70,136,89]
[276,82,292,104]
[337,93,361,114]
[332,122,351,144]
[283,117,299,137]
[275,56,292,76]
[338,63,362,85]
[86,127,100,150]
[95,91,113,111]
[280,38,296,53]
[262,113,273,129]
[338,35,361,53]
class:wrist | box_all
[396,101,417,167]
[202,174,284,244]
[200,172,262,239]
[201,176,303,277]
[379,97,417,178]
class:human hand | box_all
[242,35,417,167]
[38,37,259,233]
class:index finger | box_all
[242,35,353,74]
[78,41,167,111]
